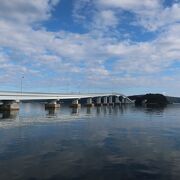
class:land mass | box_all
[129,93,180,106]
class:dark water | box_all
[0,103,180,180]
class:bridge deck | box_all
[0,92,128,101]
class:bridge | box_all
[0,91,133,110]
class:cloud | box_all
[0,0,179,95]
[0,0,60,25]
[92,10,119,31]
[138,3,180,31]
[98,0,180,31]
[106,23,180,74]
[98,0,160,11]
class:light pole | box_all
[21,76,24,94]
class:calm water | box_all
[0,103,180,180]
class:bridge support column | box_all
[109,96,114,106]
[95,97,101,106]
[70,99,81,108]
[85,98,94,107]
[45,100,60,109]
[122,97,126,104]
[115,96,121,105]
[0,101,20,111]
[103,97,108,106]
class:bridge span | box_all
[0,91,133,110]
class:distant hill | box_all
[128,95,143,101]
[166,96,180,103]
[129,94,180,104]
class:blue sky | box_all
[0,0,180,96]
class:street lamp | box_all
[21,76,24,94]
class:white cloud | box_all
[93,10,118,30]
[106,23,180,74]
[98,0,160,11]
[0,0,60,25]
[98,0,180,31]
[0,0,179,95]
[138,3,180,31]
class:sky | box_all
[0,0,180,96]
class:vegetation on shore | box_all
[129,94,169,107]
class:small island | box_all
[129,94,169,107]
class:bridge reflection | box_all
[0,102,165,121]
[0,110,19,119]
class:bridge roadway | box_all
[0,91,133,110]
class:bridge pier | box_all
[122,97,128,104]
[45,100,60,109]
[85,98,94,107]
[0,101,20,111]
[70,99,81,108]
[95,97,102,106]
[115,96,121,105]
[109,96,114,106]
[122,98,125,104]
[103,97,108,106]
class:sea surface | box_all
[0,103,180,180]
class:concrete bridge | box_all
[0,91,133,110]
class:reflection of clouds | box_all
[1,115,180,179]
[0,103,180,179]
[0,103,167,129]
[22,102,31,113]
